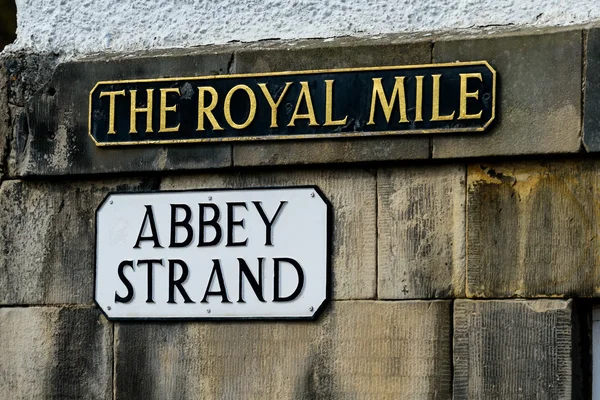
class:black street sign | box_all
[89,61,496,146]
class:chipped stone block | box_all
[378,164,466,299]
[0,307,112,399]
[233,39,431,166]
[454,299,574,399]
[115,301,452,399]
[467,160,600,297]
[160,168,377,299]
[433,30,582,158]
[0,177,158,304]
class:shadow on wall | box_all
[0,0,16,51]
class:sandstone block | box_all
[378,164,466,299]
[160,168,377,299]
[0,177,158,304]
[467,160,600,297]
[0,307,112,399]
[454,299,574,399]
[433,30,582,158]
[115,301,452,399]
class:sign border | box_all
[88,61,497,146]
[94,185,333,322]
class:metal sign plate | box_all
[95,187,331,320]
[89,61,496,146]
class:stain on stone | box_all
[467,160,600,297]
[3,52,59,107]
[467,176,520,297]
[46,308,112,399]
[294,310,336,400]
[8,51,233,177]
[295,352,336,400]
[115,323,158,400]
[116,322,195,400]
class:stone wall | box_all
[1,26,600,398]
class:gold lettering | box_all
[415,76,424,122]
[431,74,455,121]
[368,77,409,125]
[324,80,348,126]
[197,86,223,131]
[458,73,483,120]
[288,81,319,127]
[159,88,181,133]
[99,90,125,134]
[258,82,292,128]
[224,84,257,130]
[129,89,154,134]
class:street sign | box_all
[89,62,496,145]
[95,187,331,320]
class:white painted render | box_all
[7,0,600,56]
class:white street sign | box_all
[95,187,331,320]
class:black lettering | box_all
[198,203,222,246]
[168,259,194,304]
[238,258,265,303]
[201,259,231,303]
[252,201,287,246]
[170,204,193,248]
[137,259,163,303]
[134,205,163,248]
[226,202,248,247]
[115,260,134,303]
[273,258,305,302]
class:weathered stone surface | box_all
[234,138,429,167]
[233,40,431,166]
[0,59,9,178]
[161,168,376,299]
[0,306,112,399]
[584,29,600,152]
[10,50,233,177]
[454,299,574,399]
[235,38,432,73]
[433,30,582,158]
[4,52,59,107]
[378,164,465,299]
[0,177,159,304]
[467,160,600,298]
[116,301,452,399]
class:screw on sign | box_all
[95,187,331,320]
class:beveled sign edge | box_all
[87,61,497,147]
[94,185,333,322]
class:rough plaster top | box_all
[6,0,600,58]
